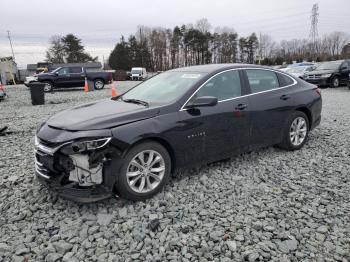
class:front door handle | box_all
[280,94,291,100]
[235,103,248,110]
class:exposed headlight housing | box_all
[321,74,332,78]
[61,138,112,154]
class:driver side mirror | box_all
[55,72,59,76]
[186,96,218,109]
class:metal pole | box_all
[7,30,16,62]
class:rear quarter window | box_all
[277,73,295,87]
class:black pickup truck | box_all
[29,66,113,92]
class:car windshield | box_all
[131,70,142,74]
[316,61,342,70]
[122,71,203,105]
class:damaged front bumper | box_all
[34,135,118,203]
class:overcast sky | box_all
[1,0,349,67]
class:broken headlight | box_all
[61,138,112,154]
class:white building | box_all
[0,57,18,85]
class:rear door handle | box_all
[235,103,248,110]
[280,94,291,100]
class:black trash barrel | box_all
[28,82,45,105]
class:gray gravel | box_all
[1,83,350,261]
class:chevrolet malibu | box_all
[34,64,322,202]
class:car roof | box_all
[169,63,270,73]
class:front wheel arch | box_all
[123,137,176,173]
[41,80,54,92]
[331,75,340,87]
[113,140,172,200]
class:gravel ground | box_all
[0,83,349,262]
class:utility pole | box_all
[139,27,143,67]
[7,30,16,62]
[6,30,17,85]
[309,3,319,61]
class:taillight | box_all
[314,87,321,96]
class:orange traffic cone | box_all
[111,82,117,97]
[84,78,89,93]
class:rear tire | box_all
[115,141,171,201]
[330,76,340,88]
[94,79,104,90]
[278,111,309,151]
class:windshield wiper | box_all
[122,98,149,107]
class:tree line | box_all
[108,19,349,71]
[108,19,260,71]
[45,18,350,71]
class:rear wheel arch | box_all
[93,78,105,83]
[295,107,312,129]
[93,78,105,90]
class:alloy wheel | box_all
[94,80,104,89]
[43,83,52,92]
[333,77,339,87]
[126,150,165,193]
[289,117,307,146]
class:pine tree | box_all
[61,34,96,63]
[108,36,132,70]
[46,34,96,63]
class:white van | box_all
[131,67,147,81]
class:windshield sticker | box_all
[181,74,201,79]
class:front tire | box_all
[42,81,53,92]
[331,76,340,88]
[278,111,309,151]
[94,79,105,90]
[115,141,171,201]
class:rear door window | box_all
[69,67,83,74]
[245,69,279,93]
[58,68,69,75]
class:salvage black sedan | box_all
[35,64,322,202]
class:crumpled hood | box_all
[47,99,159,131]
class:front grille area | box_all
[307,74,322,79]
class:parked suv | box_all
[304,60,350,88]
[33,66,113,92]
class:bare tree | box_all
[195,18,212,33]
[46,35,65,63]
